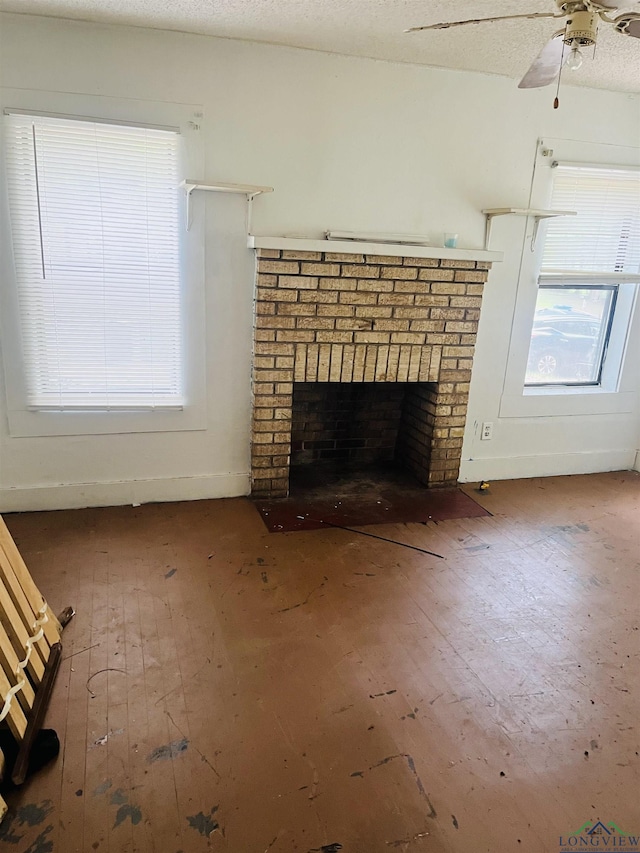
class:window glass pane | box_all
[525,287,615,385]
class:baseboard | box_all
[3,453,636,512]
[0,473,251,513]
[459,449,636,484]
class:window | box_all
[525,285,616,384]
[525,164,640,387]
[4,112,182,410]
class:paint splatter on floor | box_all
[186,807,219,837]
[147,737,189,762]
[90,728,124,749]
[0,801,54,849]
[113,804,142,829]
[92,781,142,829]
[109,789,127,806]
[15,803,53,828]
[22,825,54,853]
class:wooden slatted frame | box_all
[0,516,70,807]
[0,519,62,642]
[0,546,52,663]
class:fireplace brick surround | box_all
[250,241,495,498]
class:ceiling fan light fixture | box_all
[565,40,584,69]
[407,0,640,96]
[563,10,598,45]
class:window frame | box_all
[0,89,206,437]
[499,137,640,420]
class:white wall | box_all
[1,13,639,510]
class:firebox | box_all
[291,381,443,489]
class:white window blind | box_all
[541,164,640,274]
[4,113,183,409]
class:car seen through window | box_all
[525,290,615,386]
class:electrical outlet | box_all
[481,422,493,441]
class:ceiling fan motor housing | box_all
[563,10,598,44]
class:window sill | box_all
[499,388,637,418]
[524,384,608,396]
[28,405,184,413]
[7,405,206,437]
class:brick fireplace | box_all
[249,238,497,498]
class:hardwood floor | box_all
[1,471,638,852]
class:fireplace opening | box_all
[290,381,439,495]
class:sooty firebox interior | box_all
[290,381,439,492]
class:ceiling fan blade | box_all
[613,13,640,37]
[518,31,566,89]
[405,11,559,33]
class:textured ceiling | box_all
[2,0,640,92]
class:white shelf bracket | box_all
[482,208,577,252]
[180,180,274,231]
[183,182,197,231]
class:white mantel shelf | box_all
[248,236,503,264]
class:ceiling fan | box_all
[406,1,640,91]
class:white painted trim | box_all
[0,473,251,513]
[248,235,502,264]
[634,450,640,473]
[459,449,636,483]
[499,390,637,418]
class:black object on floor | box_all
[254,461,490,533]
[0,728,60,793]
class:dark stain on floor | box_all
[186,807,219,837]
[18,803,53,828]
[113,804,142,829]
[109,789,127,806]
[147,737,189,763]
[93,780,112,797]
[256,462,490,533]
[91,782,141,829]
[0,801,54,846]
[22,825,54,853]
